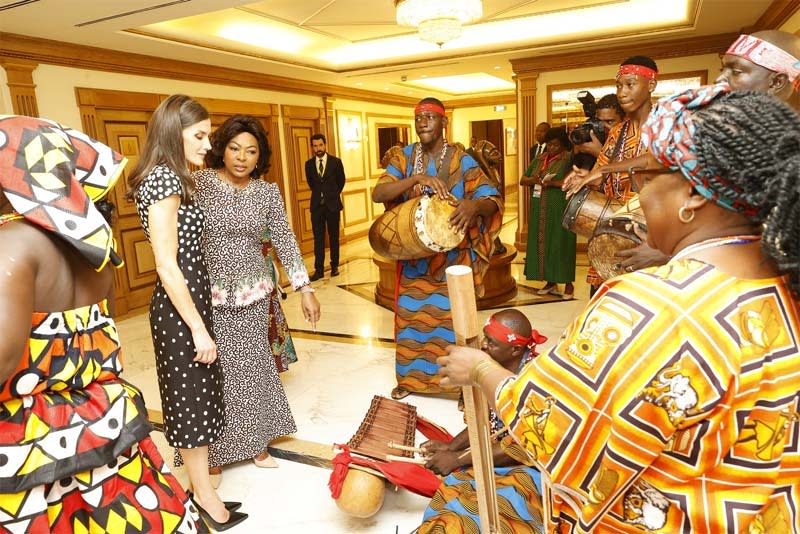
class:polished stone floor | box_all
[116,192,591,533]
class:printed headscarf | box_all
[0,115,127,270]
[640,82,757,216]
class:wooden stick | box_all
[388,441,423,454]
[446,264,499,533]
[385,454,428,464]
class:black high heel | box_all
[186,491,242,512]
[191,499,248,532]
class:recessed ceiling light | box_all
[421,75,428,78]
[355,82,363,86]
[384,87,390,90]
[407,91,413,94]
[494,65,502,70]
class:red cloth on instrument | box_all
[329,446,442,499]
[329,417,453,499]
[415,414,453,443]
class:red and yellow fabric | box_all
[379,143,502,396]
[0,301,205,533]
[586,119,645,287]
[0,115,126,270]
[496,259,800,533]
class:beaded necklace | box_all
[671,235,761,262]
[412,141,448,195]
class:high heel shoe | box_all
[187,491,242,513]
[190,496,248,532]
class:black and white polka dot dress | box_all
[134,163,225,449]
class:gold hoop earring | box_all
[678,206,695,223]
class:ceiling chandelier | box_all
[395,0,483,47]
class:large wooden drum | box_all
[561,187,624,239]
[369,195,465,260]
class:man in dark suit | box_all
[305,133,346,280]
[528,122,551,163]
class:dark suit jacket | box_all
[305,154,346,212]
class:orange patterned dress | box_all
[0,300,204,533]
[496,259,800,533]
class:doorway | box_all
[470,119,504,186]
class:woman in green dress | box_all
[520,127,576,299]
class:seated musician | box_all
[438,84,800,532]
[417,309,547,534]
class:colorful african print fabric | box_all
[586,119,646,287]
[418,465,544,534]
[0,115,126,271]
[262,230,298,372]
[523,152,576,283]
[496,259,800,533]
[0,301,205,533]
[641,82,758,216]
[378,143,502,396]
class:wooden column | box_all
[1,59,39,117]
[514,71,538,252]
[323,95,337,156]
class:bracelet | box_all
[469,359,497,385]
[300,285,315,294]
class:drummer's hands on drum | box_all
[437,345,488,387]
[615,223,670,272]
[413,174,449,199]
[449,199,479,234]
[562,165,603,197]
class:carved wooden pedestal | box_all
[373,245,518,311]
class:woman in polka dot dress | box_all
[128,95,247,530]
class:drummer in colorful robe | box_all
[563,56,669,293]
[372,97,503,400]
[418,309,546,533]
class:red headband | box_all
[726,34,800,89]
[415,102,446,116]
[484,316,548,355]
[616,64,658,81]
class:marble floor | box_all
[116,192,591,533]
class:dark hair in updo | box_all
[693,91,800,295]
[205,115,272,178]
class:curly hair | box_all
[597,94,624,119]
[692,91,800,295]
[205,115,272,177]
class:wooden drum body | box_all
[369,195,465,260]
[561,187,624,239]
[588,217,643,279]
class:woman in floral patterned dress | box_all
[193,115,320,479]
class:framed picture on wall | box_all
[505,127,517,155]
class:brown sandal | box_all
[390,386,410,400]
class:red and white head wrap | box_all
[414,102,446,117]
[483,316,548,356]
[726,34,800,89]
[616,64,658,81]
